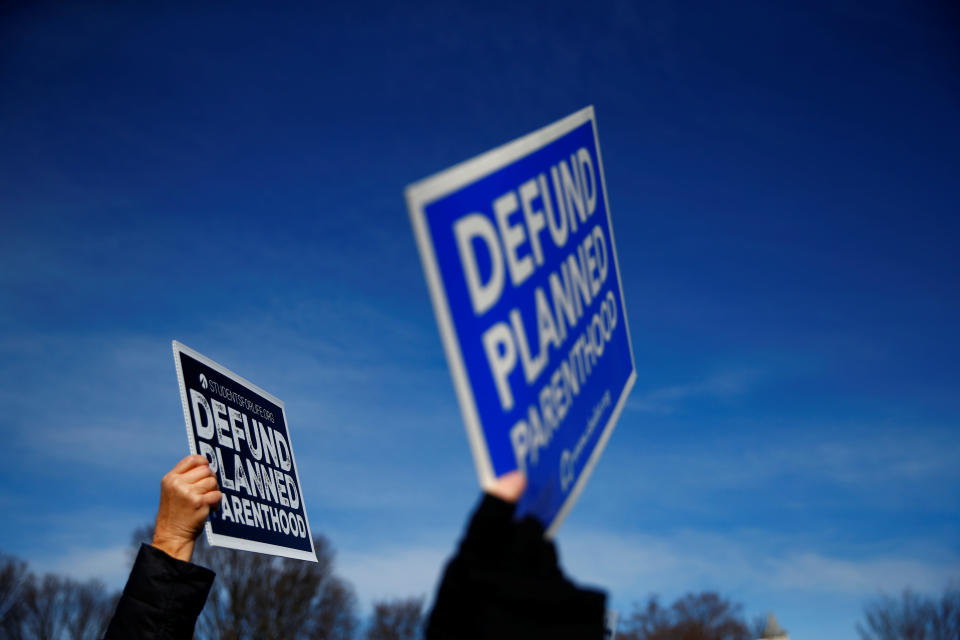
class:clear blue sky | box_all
[1,2,958,638]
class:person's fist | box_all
[485,470,527,504]
[151,454,222,562]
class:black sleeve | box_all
[426,494,606,640]
[103,543,215,640]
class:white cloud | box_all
[628,369,760,414]
[31,545,132,588]
[684,424,960,497]
[22,421,183,469]
[596,418,960,511]
[770,552,955,594]
[558,527,960,600]
[336,544,447,612]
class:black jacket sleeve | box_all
[426,494,606,640]
[103,543,215,640]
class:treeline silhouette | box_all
[0,553,116,640]
[2,527,958,640]
[0,525,424,640]
[618,591,764,640]
[857,588,960,640]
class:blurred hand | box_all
[152,454,222,562]
[484,470,527,503]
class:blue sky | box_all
[1,1,958,638]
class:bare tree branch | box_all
[367,596,425,640]
[620,592,752,640]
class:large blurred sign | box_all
[173,341,317,561]
[406,106,635,534]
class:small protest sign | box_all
[406,106,636,535]
[172,341,317,561]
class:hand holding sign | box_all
[152,454,222,562]
[484,469,527,503]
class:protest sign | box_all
[406,106,636,535]
[172,341,317,561]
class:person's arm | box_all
[104,455,222,640]
[425,471,607,640]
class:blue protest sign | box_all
[406,106,636,534]
[172,341,317,561]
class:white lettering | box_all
[482,321,517,411]
[244,415,263,460]
[199,441,218,473]
[228,407,246,452]
[494,191,534,287]
[190,390,214,440]
[274,430,292,472]
[454,213,505,315]
[510,420,529,472]
[212,399,234,450]
[219,494,234,522]
[577,147,597,217]
[519,178,546,266]
[285,473,300,509]
[542,172,568,248]
[215,447,235,490]
[510,308,545,384]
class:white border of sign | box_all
[172,340,318,562]
[405,106,636,536]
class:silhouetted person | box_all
[426,471,607,640]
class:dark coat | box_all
[103,544,215,640]
[426,494,607,640]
